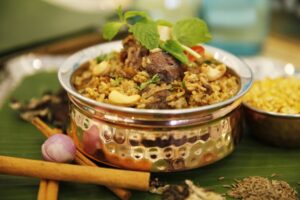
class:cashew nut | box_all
[203,64,227,81]
[157,25,172,42]
[92,61,110,76]
[108,90,141,106]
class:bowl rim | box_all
[243,98,300,119]
[58,40,253,115]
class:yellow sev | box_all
[243,77,300,114]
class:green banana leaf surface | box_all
[0,72,299,200]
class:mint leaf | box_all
[173,18,212,46]
[103,22,124,40]
[160,40,189,65]
[116,6,124,21]
[124,10,149,21]
[156,19,173,27]
[129,20,160,50]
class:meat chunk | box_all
[203,83,213,95]
[119,35,149,78]
[144,90,171,109]
[145,51,182,83]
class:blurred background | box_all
[0,0,299,65]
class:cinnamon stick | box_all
[32,118,54,138]
[37,179,59,200]
[46,180,59,200]
[37,179,47,200]
[34,119,59,200]
[0,155,150,191]
[75,156,132,200]
[31,118,132,200]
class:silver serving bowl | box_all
[58,41,253,172]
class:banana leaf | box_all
[0,72,299,200]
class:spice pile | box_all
[10,89,69,130]
[150,179,224,200]
[227,176,298,200]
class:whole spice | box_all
[149,177,169,194]
[37,179,48,200]
[10,89,69,131]
[32,118,132,200]
[0,155,150,191]
[37,180,59,200]
[162,184,189,200]
[42,134,76,163]
[227,176,298,200]
[160,180,224,200]
[185,180,224,200]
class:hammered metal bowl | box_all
[244,104,300,148]
[58,41,253,172]
[243,72,300,148]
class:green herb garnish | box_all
[164,18,211,65]
[129,19,160,50]
[124,10,150,21]
[182,80,186,89]
[138,74,160,90]
[173,18,211,46]
[155,19,173,27]
[102,7,212,66]
[160,39,189,65]
[111,77,123,86]
[103,22,124,40]
[95,54,107,63]
[103,6,159,50]
[95,52,116,63]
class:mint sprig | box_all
[173,18,212,46]
[102,8,212,65]
[156,19,173,27]
[102,7,159,50]
[129,19,160,50]
[116,6,124,21]
[103,22,125,40]
[124,11,150,20]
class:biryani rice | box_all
[72,36,240,109]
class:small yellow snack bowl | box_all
[243,75,300,148]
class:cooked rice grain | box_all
[73,49,240,109]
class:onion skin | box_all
[41,134,76,163]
